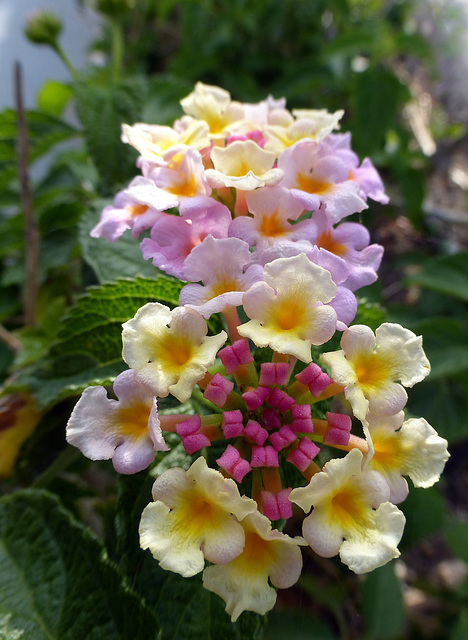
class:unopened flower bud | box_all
[24,11,62,47]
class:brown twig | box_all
[0,324,21,351]
[14,61,39,328]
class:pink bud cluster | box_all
[162,338,356,522]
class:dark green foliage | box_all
[0,489,159,639]
[74,77,146,194]
[0,110,76,190]
[1,1,467,639]
[15,275,184,408]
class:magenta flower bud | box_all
[218,339,253,375]
[323,411,352,446]
[286,437,320,471]
[268,388,295,413]
[295,363,333,397]
[176,415,211,455]
[269,425,297,451]
[222,410,244,438]
[251,445,279,468]
[217,444,251,483]
[290,404,314,433]
[259,362,290,386]
[261,407,281,431]
[244,419,269,446]
[262,488,293,520]
[203,373,234,408]
[242,386,270,410]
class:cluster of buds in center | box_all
[66,82,449,622]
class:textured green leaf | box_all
[80,206,158,282]
[74,79,146,193]
[405,252,468,302]
[53,276,183,357]
[111,472,265,640]
[18,275,184,408]
[14,271,223,408]
[360,563,406,639]
[0,110,76,189]
[138,563,265,640]
[142,75,192,125]
[0,489,158,640]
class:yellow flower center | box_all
[165,153,199,198]
[330,485,368,529]
[152,331,194,374]
[370,430,402,472]
[175,488,225,540]
[296,171,332,196]
[233,530,274,573]
[128,204,148,218]
[316,230,347,257]
[206,113,226,135]
[210,276,239,298]
[353,352,391,390]
[116,403,151,438]
[258,211,286,237]
[229,159,250,177]
[166,174,198,198]
[270,294,306,331]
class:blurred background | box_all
[1,1,468,639]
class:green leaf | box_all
[405,252,468,302]
[142,75,192,125]
[426,346,468,380]
[0,110,76,189]
[400,486,446,549]
[52,276,183,361]
[109,472,265,640]
[0,613,25,640]
[264,610,336,640]
[138,562,265,640]
[80,206,158,282]
[360,563,406,639]
[407,376,468,443]
[36,81,73,117]
[452,609,468,640]
[444,520,468,564]
[74,78,146,193]
[353,298,386,332]
[349,66,408,157]
[0,489,158,639]
[18,275,184,408]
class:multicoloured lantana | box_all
[66,82,449,622]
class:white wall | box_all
[0,0,100,109]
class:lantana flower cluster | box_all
[67,82,449,622]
